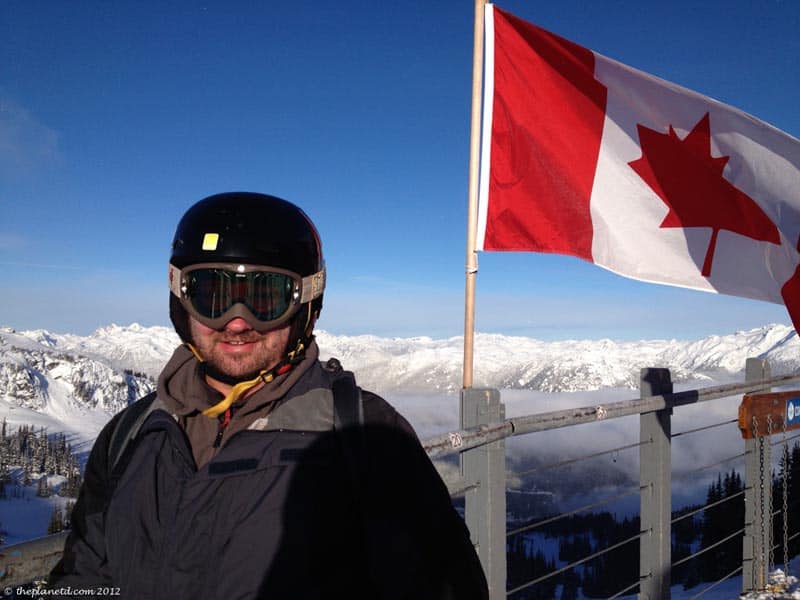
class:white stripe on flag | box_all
[475,3,495,252]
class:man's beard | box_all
[189,321,290,380]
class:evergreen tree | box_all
[527,550,556,599]
[507,535,530,592]
[698,470,743,582]
[48,506,64,534]
[64,500,76,529]
[59,472,83,498]
[789,442,800,557]
[558,534,591,564]
[36,475,51,498]
[559,572,579,600]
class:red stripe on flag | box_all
[482,7,607,259]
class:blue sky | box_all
[2,0,798,340]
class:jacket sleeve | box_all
[48,410,122,589]
[361,392,490,600]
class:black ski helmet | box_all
[169,192,325,348]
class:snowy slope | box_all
[0,327,157,445]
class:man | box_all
[50,192,489,599]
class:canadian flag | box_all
[477,5,800,328]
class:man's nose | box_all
[223,317,253,333]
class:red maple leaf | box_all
[628,113,780,276]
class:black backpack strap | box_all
[332,370,363,430]
[328,363,366,482]
[107,392,161,473]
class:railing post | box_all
[742,357,772,593]
[461,387,506,599]
[639,368,673,600]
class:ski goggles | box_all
[169,262,325,330]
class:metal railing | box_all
[3,357,800,598]
[429,358,800,598]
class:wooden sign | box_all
[739,391,800,439]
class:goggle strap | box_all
[168,264,183,297]
[185,343,205,363]
[299,268,326,304]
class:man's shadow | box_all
[256,422,488,600]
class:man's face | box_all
[189,316,290,380]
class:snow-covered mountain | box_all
[1,322,798,444]
[316,324,800,394]
[0,326,161,444]
[3,322,799,404]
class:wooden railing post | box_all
[639,368,673,600]
[742,358,772,593]
[461,387,506,599]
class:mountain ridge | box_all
[2,323,797,418]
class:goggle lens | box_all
[185,268,296,321]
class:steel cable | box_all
[671,489,745,526]
[506,486,639,538]
[672,418,738,438]
[671,527,744,568]
[688,565,743,599]
[506,531,645,597]
[672,452,746,480]
[607,578,642,599]
[509,440,643,479]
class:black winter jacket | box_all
[50,358,488,599]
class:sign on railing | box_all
[738,391,800,438]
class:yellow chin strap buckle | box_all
[202,371,273,418]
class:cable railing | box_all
[670,489,745,530]
[449,359,800,598]
[506,486,641,538]
[507,530,646,598]
[689,565,744,599]
[510,439,643,478]
[423,369,800,460]
[502,433,645,597]
[674,451,746,479]
[499,392,772,597]
[672,417,739,438]
[3,358,800,599]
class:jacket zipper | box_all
[213,407,233,448]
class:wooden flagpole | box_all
[463,0,487,389]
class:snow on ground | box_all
[0,477,73,546]
[740,569,800,599]
[0,397,112,457]
[630,562,800,599]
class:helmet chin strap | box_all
[187,304,316,419]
